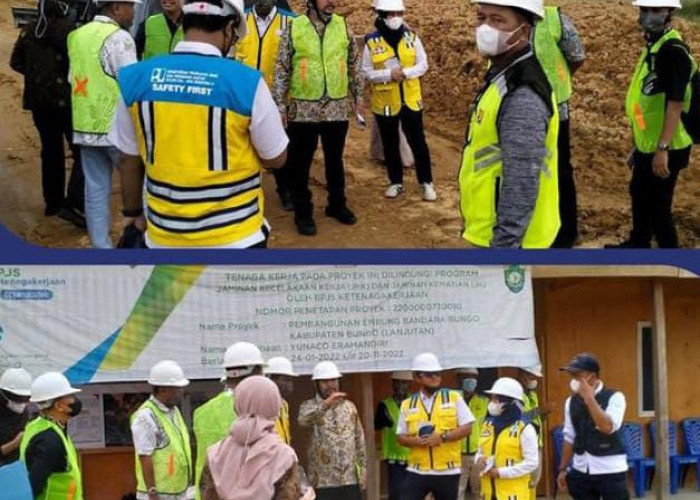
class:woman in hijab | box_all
[199,376,303,500]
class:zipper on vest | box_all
[490,427,500,497]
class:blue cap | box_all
[560,353,600,375]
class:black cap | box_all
[559,353,600,375]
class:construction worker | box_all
[299,361,367,500]
[273,0,364,236]
[192,341,265,499]
[135,0,184,60]
[517,365,555,500]
[459,0,559,249]
[396,353,474,500]
[362,0,437,202]
[20,372,83,499]
[607,0,696,249]
[67,0,140,248]
[131,360,193,500]
[265,356,297,445]
[476,377,539,500]
[533,4,586,248]
[374,371,412,500]
[0,368,32,466]
[235,0,296,211]
[111,0,288,249]
[455,368,488,500]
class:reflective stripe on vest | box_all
[458,56,560,249]
[381,397,411,462]
[20,416,83,500]
[399,389,462,471]
[534,6,572,105]
[237,11,292,87]
[289,14,349,100]
[67,20,120,135]
[625,29,696,153]
[132,400,192,495]
[276,399,292,445]
[479,420,529,500]
[366,31,423,116]
[461,393,488,454]
[193,391,236,500]
[143,14,184,60]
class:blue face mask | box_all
[462,379,477,393]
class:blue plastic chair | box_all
[622,422,656,497]
[649,420,700,494]
[0,460,32,500]
[552,425,564,496]
[681,418,700,491]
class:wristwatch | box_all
[657,141,670,152]
[147,486,158,496]
[440,431,451,442]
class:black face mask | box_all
[67,399,83,417]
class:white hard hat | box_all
[472,0,545,19]
[182,0,247,38]
[223,342,266,371]
[632,0,681,8]
[30,372,81,403]
[266,357,298,377]
[456,367,479,376]
[0,368,33,397]
[411,352,442,372]
[391,371,413,381]
[523,364,543,378]
[312,361,342,381]
[375,0,405,11]
[485,377,524,402]
[148,360,190,387]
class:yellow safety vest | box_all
[523,390,543,448]
[400,389,462,471]
[366,30,423,116]
[461,393,488,455]
[534,6,572,105]
[236,10,293,88]
[479,420,530,500]
[276,399,292,445]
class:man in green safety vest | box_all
[455,368,488,500]
[20,371,83,500]
[192,342,265,500]
[130,360,194,500]
[374,371,412,500]
[273,0,364,237]
[459,0,560,249]
[533,4,585,248]
[607,0,696,249]
[135,0,184,59]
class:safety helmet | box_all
[312,361,342,380]
[455,367,479,376]
[266,357,298,377]
[182,0,247,37]
[224,342,266,368]
[485,377,524,402]
[523,364,543,378]
[375,0,405,11]
[632,0,681,8]
[391,371,413,381]
[411,352,442,372]
[471,0,545,19]
[30,372,81,403]
[148,360,190,387]
[0,368,33,397]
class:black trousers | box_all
[315,484,362,500]
[629,147,690,248]
[375,107,433,185]
[552,118,578,248]
[567,469,630,500]
[387,461,408,500]
[31,107,84,212]
[272,162,291,196]
[401,471,459,500]
[286,120,349,218]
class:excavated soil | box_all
[0,0,698,248]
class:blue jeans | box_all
[80,146,121,248]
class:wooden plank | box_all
[361,373,379,500]
[531,266,691,279]
[651,280,670,500]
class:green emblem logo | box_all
[504,265,526,293]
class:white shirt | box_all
[475,423,539,479]
[396,389,475,475]
[361,32,428,84]
[72,16,138,148]
[253,6,278,35]
[563,382,628,475]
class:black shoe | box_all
[56,206,87,229]
[325,205,357,225]
[604,239,651,249]
[295,215,317,236]
[45,205,61,216]
[279,190,294,212]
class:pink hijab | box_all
[207,376,298,500]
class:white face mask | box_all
[527,380,538,390]
[2,393,27,414]
[475,23,523,57]
[384,16,403,31]
[570,379,580,393]
[487,401,504,417]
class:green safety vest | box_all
[625,29,696,153]
[534,6,572,105]
[523,390,544,448]
[132,399,192,495]
[67,20,121,135]
[20,416,83,500]
[380,397,410,462]
[459,57,561,249]
[461,393,488,455]
[193,391,236,500]
[143,14,184,60]
[289,14,349,100]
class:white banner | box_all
[0,265,537,384]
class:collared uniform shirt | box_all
[253,5,278,34]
